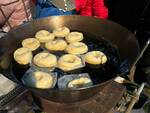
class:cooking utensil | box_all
[0,15,140,103]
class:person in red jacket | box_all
[76,0,108,19]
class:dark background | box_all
[107,0,150,32]
[105,0,150,83]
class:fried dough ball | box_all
[14,47,32,65]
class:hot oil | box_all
[54,31,121,85]
[81,32,120,85]
[11,31,121,86]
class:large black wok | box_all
[0,15,140,103]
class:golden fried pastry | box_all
[66,42,88,55]
[84,51,107,65]
[53,26,70,37]
[35,30,55,43]
[13,47,32,65]
[24,71,53,89]
[22,38,40,51]
[58,54,82,71]
[45,39,67,51]
[68,77,92,88]
[33,52,57,68]
[65,32,84,43]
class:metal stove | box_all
[33,81,125,113]
[0,81,126,113]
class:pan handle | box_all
[118,38,150,81]
[124,83,145,113]
[128,38,150,82]
[131,38,150,69]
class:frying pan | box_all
[0,15,140,103]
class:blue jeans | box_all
[35,0,76,18]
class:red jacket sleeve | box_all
[76,0,92,17]
[79,0,92,17]
[75,0,108,19]
[92,0,108,19]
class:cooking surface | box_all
[12,32,120,87]
[10,29,121,103]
